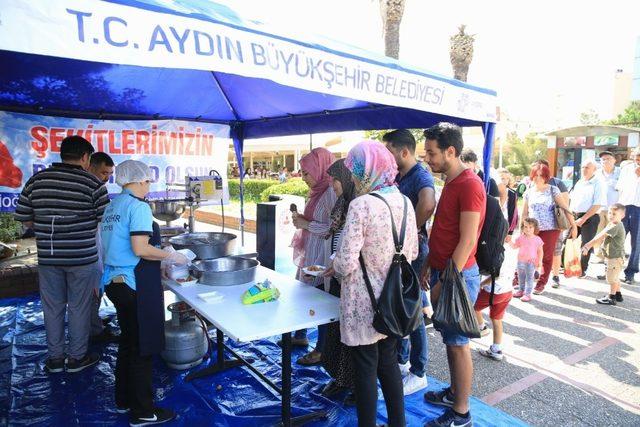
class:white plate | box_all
[198,290,224,303]
[302,265,325,277]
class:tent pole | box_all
[482,123,496,191]
[208,71,247,246]
[309,134,313,151]
[231,125,246,247]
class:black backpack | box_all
[359,193,422,339]
[476,195,509,304]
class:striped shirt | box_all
[14,163,110,266]
[331,228,343,255]
[295,186,337,288]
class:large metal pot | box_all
[190,256,259,286]
[168,232,237,260]
[149,199,186,223]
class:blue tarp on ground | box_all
[0,294,528,426]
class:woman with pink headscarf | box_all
[332,140,418,427]
[290,147,337,365]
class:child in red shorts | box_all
[474,273,513,361]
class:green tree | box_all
[497,132,547,177]
[608,101,640,127]
[0,213,22,243]
[364,129,424,143]
[579,109,601,125]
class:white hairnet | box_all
[115,160,153,187]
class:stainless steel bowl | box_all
[149,199,186,223]
[190,256,259,286]
[168,232,237,260]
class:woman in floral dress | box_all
[332,140,418,427]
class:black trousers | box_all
[105,282,154,417]
[576,213,600,273]
[350,336,405,427]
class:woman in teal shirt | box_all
[101,160,188,426]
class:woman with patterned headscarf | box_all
[333,140,418,426]
[290,147,337,365]
[318,159,357,400]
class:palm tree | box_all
[379,0,406,59]
[449,25,475,82]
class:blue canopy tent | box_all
[0,0,497,242]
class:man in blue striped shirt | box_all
[384,129,436,396]
[15,136,109,374]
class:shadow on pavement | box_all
[539,291,639,328]
[503,298,640,396]
[506,303,606,354]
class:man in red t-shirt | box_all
[421,123,486,427]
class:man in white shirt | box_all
[570,159,607,276]
[595,151,620,264]
[598,151,620,209]
[616,148,640,283]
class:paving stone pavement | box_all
[425,249,640,426]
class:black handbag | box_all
[431,260,481,339]
[359,193,422,339]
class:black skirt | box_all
[321,277,355,389]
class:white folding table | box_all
[164,266,340,426]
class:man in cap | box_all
[594,151,620,273]
[569,159,607,277]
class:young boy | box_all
[474,273,513,361]
[582,203,626,305]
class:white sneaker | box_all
[402,372,428,395]
[398,362,410,376]
[479,348,504,361]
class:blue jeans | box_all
[623,205,640,279]
[397,234,429,377]
[517,261,536,295]
[430,264,481,346]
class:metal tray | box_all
[190,256,259,286]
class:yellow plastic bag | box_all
[564,237,582,278]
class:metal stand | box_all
[185,329,327,426]
[277,333,327,427]
[187,202,196,233]
[184,328,242,381]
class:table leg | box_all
[184,327,327,425]
[281,332,292,426]
[278,332,327,427]
[185,328,243,382]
